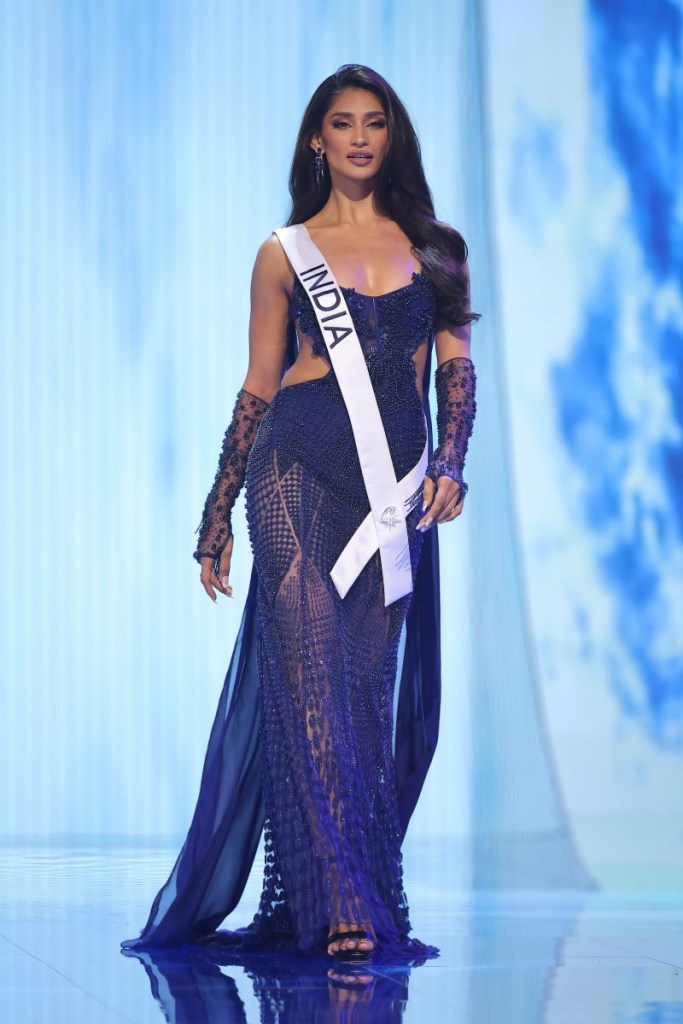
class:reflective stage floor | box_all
[2,840,682,1022]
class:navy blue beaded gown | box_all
[122,270,443,962]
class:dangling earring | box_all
[314,148,325,186]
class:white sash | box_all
[274,224,427,607]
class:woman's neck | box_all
[313,184,389,228]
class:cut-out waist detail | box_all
[277,348,428,407]
[280,346,333,390]
[279,369,334,392]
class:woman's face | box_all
[311,87,389,185]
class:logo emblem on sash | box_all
[380,506,399,530]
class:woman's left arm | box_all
[416,264,477,531]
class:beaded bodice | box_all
[288,271,438,362]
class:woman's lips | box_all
[347,153,373,163]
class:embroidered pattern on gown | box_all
[121,270,443,962]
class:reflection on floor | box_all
[1,839,682,1022]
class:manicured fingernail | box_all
[426,517,433,528]
[221,577,229,587]
[422,501,427,511]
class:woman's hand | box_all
[417,475,465,532]
[199,536,234,601]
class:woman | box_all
[122,64,478,965]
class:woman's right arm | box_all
[194,236,291,602]
[242,235,292,401]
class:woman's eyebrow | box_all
[328,110,386,118]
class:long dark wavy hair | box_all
[287,64,480,327]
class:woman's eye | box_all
[330,118,386,130]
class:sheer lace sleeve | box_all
[425,356,477,496]
[193,388,270,573]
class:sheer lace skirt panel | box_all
[244,445,422,951]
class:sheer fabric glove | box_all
[193,388,270,576]
[425,356,477,501]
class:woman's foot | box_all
[327,923,375,961]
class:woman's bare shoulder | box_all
[251,233,293,295]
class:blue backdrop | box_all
[483,0,683,886]
[1,0,681,891]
